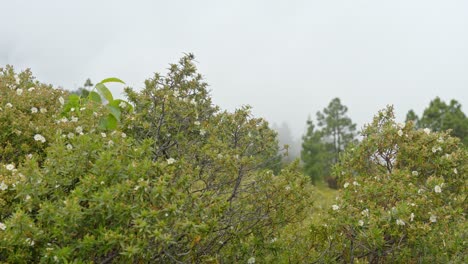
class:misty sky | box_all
[2,0,467,139]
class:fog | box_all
[1,0,467,140]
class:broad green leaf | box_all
[107,105,121,122]
[88,91,102,103]
[100,77,125,84]
[99,114,118,130]
[95,83,113,102]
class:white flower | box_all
[285,185,291,191]
[25,238,35,246]
[270,237,277,243]
[247,257,256,264]
[14,75,20,84]
[66,144,73,150]
[101,133,107,138]
[58,96,65,105]
[167,158,176,165]
[108,140,114,146]
[353,181,359,186]
[119,101,127,108]
[437,137,444,143]
[5,103,12,108]
[453,168,458,174]
[26,154,33,159]
[75,126,83,134]
[28,87,35,92]
[0,222,6,230]
[31,107,38,114]
[332,205,340,211]
[412,171,419,176]
[34,134,46,143]
[430,214,437,223]
[200,129,206,136]
[0,181,8,191]
[121,132,127,138]
[432,147,438,153]
[396,219,405,226]
[343,182,350,188]
[194,121,201,126]
[361,209,369,217]
[417,189,424,194]
[423,128,430,135]
[358,220,364,226]
[70,116,78,122]
[16,88,23,95]
[67,133,75,139]
[59,117,68,123]
[434,185,442,193]
[397,130,403,137]
[397,123,405,129]
[410,213,415,222]
[25,195,31,201]
[5,164,15,171]
[173,90,180,97]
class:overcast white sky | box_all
[2,0,467,139]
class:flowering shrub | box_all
[321,106,467,263]
[0,57,313,262]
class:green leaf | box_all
[107,105,121,122]
[95,83,114,102]
[99,114,118,130]
[88,91,102,103]
[100,77,125,84]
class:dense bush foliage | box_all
[0,57,313,263]
[324,106,467,263]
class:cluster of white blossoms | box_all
[412,171,419,176]
[423,128,431,135]
[0,222,6,231]
[31,107,38,114]
[5,164,15,171]
[16,88,23,95]
[332,204,340,211]
[166,158,176,165]
[429,214,437,223]
[247,257,256,264]
[34,134,46,143]
[0,181,8,191]
[434,185,442,193]
[361,208,369,217]
[397,130,404,137]
[396,219,405,226]
[343,182,350,188]
[5,103,13,108]
[432,146,442,153]
[358,220,364,226]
